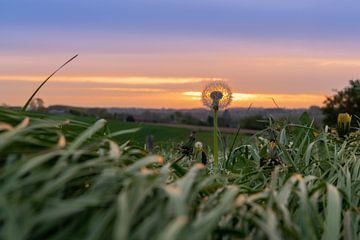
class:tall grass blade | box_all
[22,54,78,111]
[322,184,342,240]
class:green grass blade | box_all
[322,184,342,240]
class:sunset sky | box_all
[1,0,360,108]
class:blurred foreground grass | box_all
[0,107,359,240]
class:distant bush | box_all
[239,115,268,130]
[126,114,135,122]
[323,79,360,126]
[181,113,206,126]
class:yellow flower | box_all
[269,139,276,150]
[330,128,337,134]
[337,113,352,137]
[337,113,352,125]
[201,81,232,110]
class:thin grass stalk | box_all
[227,123,242,162]
[22,54,78,111]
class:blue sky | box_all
[2,0,360,39]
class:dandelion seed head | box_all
[201,81,232,110]
[194,141,203,150]
[210,91,223,102]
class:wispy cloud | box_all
[0,75,209,84]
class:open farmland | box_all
[47,114,251,150]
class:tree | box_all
[322,80,360,125]
[28,98,45,111]
[126,115,135,122]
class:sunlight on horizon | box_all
[182,91,324,108]
[0,74,328,108]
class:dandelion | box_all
[324,125,329,133]
[194,141,207,165]
[337,113,352,137]
[202,81,232,110]
[194,141,203,151]
[201,80,232,171]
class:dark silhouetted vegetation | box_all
[323,80,360,126]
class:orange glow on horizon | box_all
[0,88,325,109]
[0,74,327,108]
[182,92,324,108]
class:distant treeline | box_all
[45,105,323,130]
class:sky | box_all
[1,0,360,108]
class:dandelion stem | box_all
[213,109,219,171]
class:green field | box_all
[1,107,359,240]
[50,114,248,150]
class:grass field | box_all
[49,114,249,150]
[0,107,359,240]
